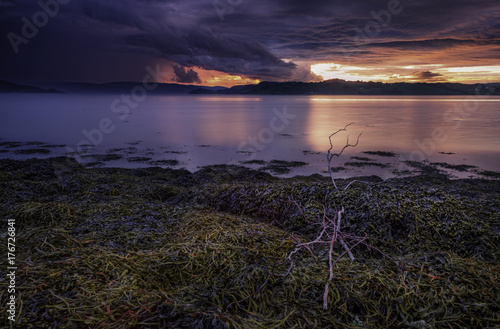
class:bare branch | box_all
[326,123,363,190]
[272,126,389,311]
[323,234,368,309]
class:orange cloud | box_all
[195,67,261,87]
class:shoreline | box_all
[0,157,499,328]
[1,138,499,180]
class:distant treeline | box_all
[190,79,500,95]
[2,79,499,95]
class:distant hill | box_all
[0,81,226,94]
[38,82,226,94]
[0,80,62,93]
[2,79,499,95]
[190,79,500,96]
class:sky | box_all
[1,0,499,87]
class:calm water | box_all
[1,93,499,178]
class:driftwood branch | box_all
[231,124,370,311]
[284,201,370,309]
[286,124,368,310]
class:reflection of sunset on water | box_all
[0,94,499,176]
[153,96,265,145]
[303,96,500,158]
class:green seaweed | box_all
[0,157,498,329]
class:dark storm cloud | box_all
[0,0,499,83]
[172,64,202,84]
[369,38,500,50]
[254,1,500,61]
[416,71,443,80]
[0,0,296,82]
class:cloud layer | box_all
[1,0,499,83]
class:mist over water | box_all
[1,94,499,177]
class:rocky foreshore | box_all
[0,157,499,328]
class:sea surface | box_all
[1,94,499,178]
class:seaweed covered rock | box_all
[0,157,499,328]
[193,164,276,184]
[192,177,499,260]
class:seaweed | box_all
[402,161,448,177]
[85,161,105,167]
[127,157,152,163]
[363,151,398,157]
[240,160,266,165]
[149,159,180,166]
[302,150,321,155]
[259,160,308,175]
[478,170,500,179]
[432,162,478,172]
[344,161,389,168]
[322,166,346,173]
[44,144,67,148]
[0,158,498,328]
[126,141,142,145]
[350,156,374,162]
[93,154,124,162]
[14,148,51,155]
[25,141,46,146]
[0,141,23,148]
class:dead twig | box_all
[285,124,370,310]
[327,122,362,190]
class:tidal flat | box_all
[0,157,499,328]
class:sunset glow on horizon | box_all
[178,60,500,87]
[194,62,500,87]
[308,63,500,84]
[194,67,261,87]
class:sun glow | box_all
[193,67,260,87]
[204,75,260,87]
[431,65,500,83]
[310,62,500,84]
[311,63,390,81]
